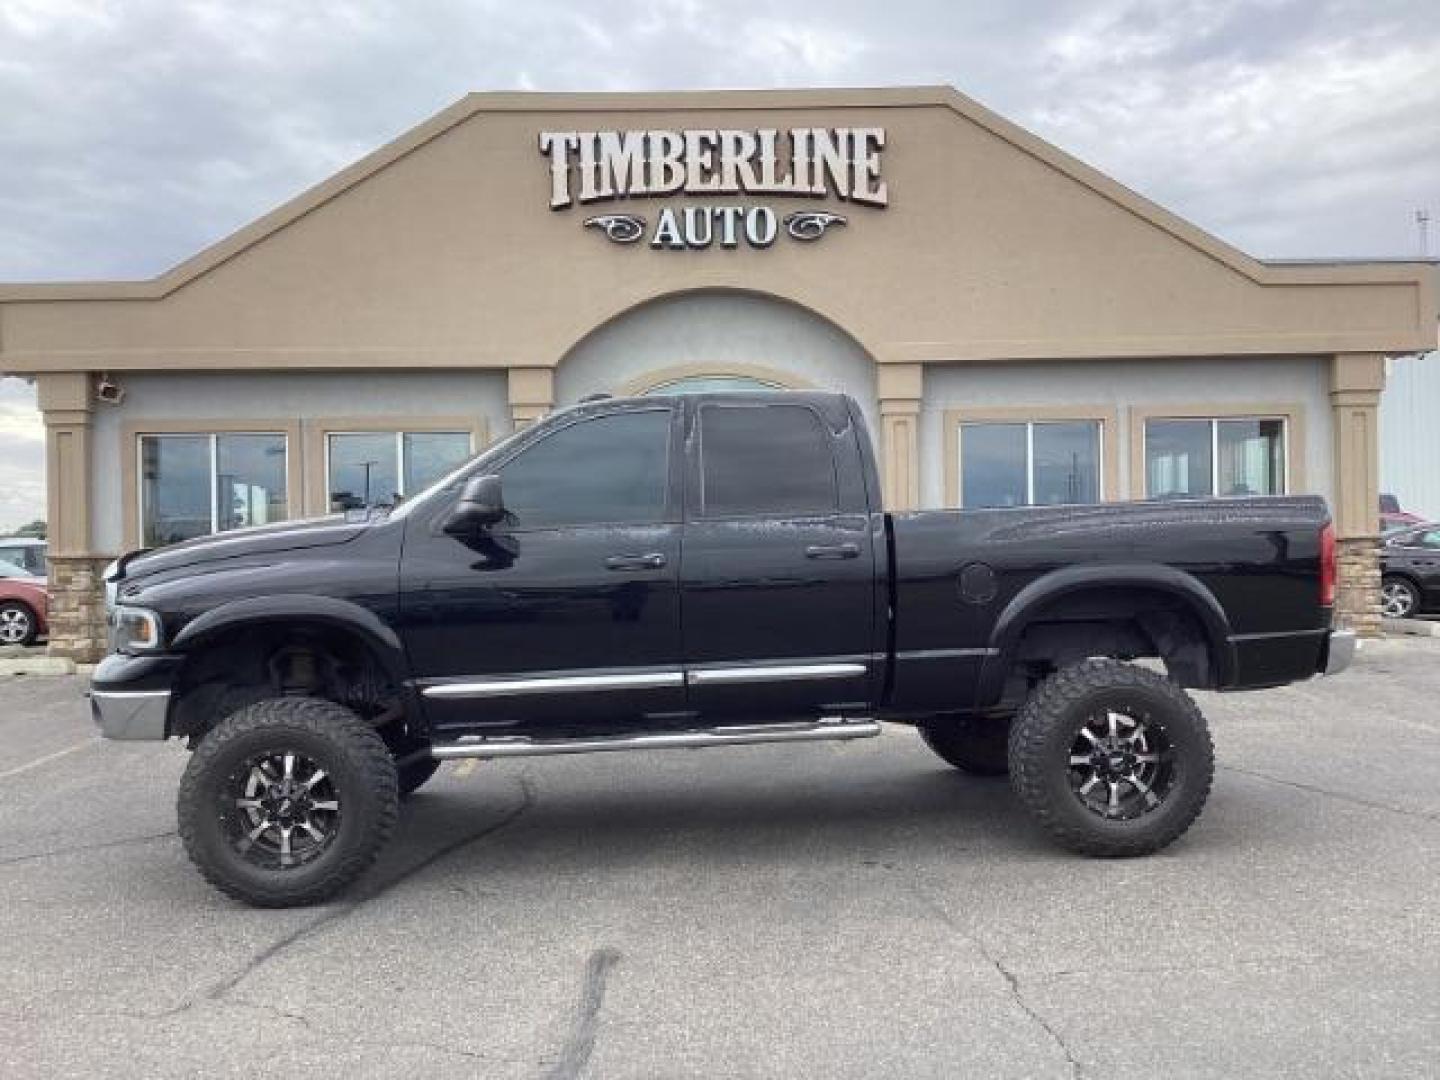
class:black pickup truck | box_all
[92,391,1353,907]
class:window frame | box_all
[944,407,1118,509]
[1139,411,1294,499]
[304,415,487,516]
[122,419,302,549]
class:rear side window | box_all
[498,409,671,528]
[699,404,839,517]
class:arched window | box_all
[641,374,785,396]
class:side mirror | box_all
[443,474,506,535]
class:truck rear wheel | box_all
[177,697,399,907]
[1008,659,1213,857]
[917,717,1011,776]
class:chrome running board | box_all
[429,718,880,761]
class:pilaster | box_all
[508,367,555,429]
[877,363,923,511]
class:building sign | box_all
[538,128,887,249]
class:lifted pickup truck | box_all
[93,391,1353,907]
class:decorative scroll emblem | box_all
[583,214,646,244]
[784,211,847,241]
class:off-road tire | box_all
[178,697,399,907]
[397,757,441,798]
[917,716,1012,776]
[1008,659,1214,858]
[0,601,37,647]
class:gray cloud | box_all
[1,0,1436,528]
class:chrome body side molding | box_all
[423,671,685,699]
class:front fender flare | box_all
[975,563,1236,705]
[170,594,408,684]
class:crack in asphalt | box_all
[911,884,1082,1080]
[168,773,538,1015]
[543,947,623,1080]
[1219,765,1440,823]
[0,829,177,866]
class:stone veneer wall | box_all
[46,556,111,662]
[1335,538,1381,638]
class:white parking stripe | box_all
[0,741,92,780]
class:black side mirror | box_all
[443,474,506,535]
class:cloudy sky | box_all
[1,0,1437,530]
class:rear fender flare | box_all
[976,564,1236,705]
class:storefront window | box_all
[960,421,1101,509]
[140,433,288,547]
[1145,417,1285,498]
[327,430,472,511]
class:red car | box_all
[0,560,47,647]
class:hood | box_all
[118,514,375,580]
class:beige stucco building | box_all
[1,86,1435,659]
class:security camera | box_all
[95,375,125,405]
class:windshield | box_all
[388,423,533,521]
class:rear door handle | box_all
[605,553,667,571]
[805,543,860,560]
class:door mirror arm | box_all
[442,474,507,535]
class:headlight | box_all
[110,606,163,653]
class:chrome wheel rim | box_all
[1068,708,1176,821]
[0,608,30,644]
[223,750,340,870]
[1381,582,1414,618]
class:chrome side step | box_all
[429,718,880,761]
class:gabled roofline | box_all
[0,84,1434,303]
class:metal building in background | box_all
[1380,351,1440,522]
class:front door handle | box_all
[605,553,668,571]
[805,543,860,560]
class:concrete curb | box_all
[0,656,77,675]
[1382,617,1440,638]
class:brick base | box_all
[46,555,112,662]
[1335,537,1381,638]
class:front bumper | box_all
[89,652,184,740]
[1320,629,1358,677]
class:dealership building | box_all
[1,86,1435,659]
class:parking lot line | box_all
[0,740,92,780]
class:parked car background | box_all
[1379,493,1425,533]
[0,557,48,646]
[0,537,47,577]
[1380,525,1440,618]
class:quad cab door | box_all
[679,396,881,720]
[399,402,686,735]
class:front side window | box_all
[699,404,838,517]
[498,409,671,529]
[140,433,288,547]
[959,421,1101,509]
[1146,418,1285,498]
[328,430,472,511]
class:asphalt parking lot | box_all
[2,641,1438,1079]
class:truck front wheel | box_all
[1008,659,1213,857]
[177,698,399,907]
[917,717,1011,776]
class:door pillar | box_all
[1329,353,1385,636]
[877,364,923,511]
[508,367,554,430]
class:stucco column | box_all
[1329,353,1385,636]
[36,373,107,661]
[876,363,923,511]
[508,367,554,429]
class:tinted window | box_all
[499,409,671,528]
[1032,422,1101,505]
[1146,420,1212,498]
[700,404,838,517]
[960,423,1027,508]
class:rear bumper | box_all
[89,652,184,740]
[1320,629,1358,677]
